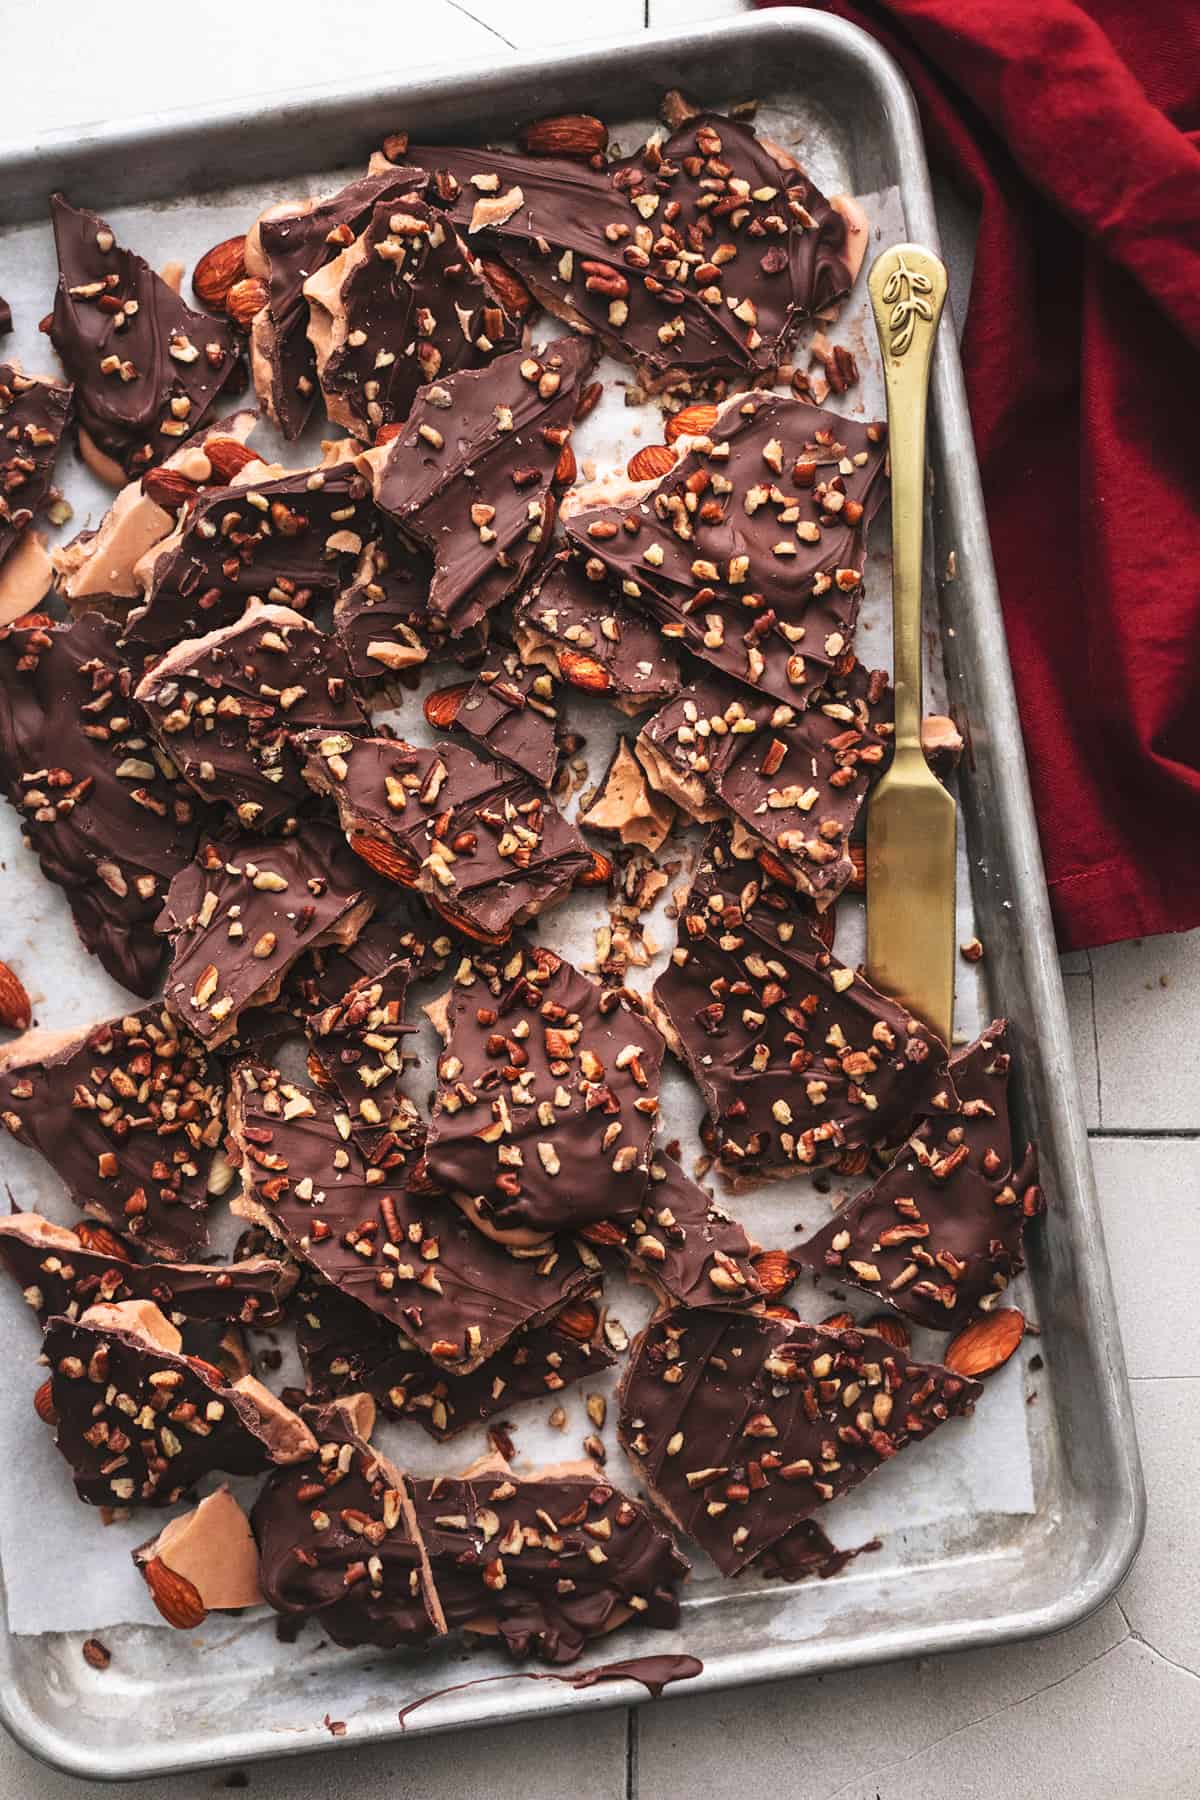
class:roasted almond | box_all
[0,959,32,1030]
[553,1297,601,1342]
[142,1556,208,1629]
[762,1301,799,1323]
[557,647,611,693]
[579,1219,627,1248]
[944,1307,1026,1378]
[574,380,603,423]
[833,1143,871,1177]
[33,1378,58,1425]
[864,1313,912,1353]
[577,849,613,888]
[665,402,719,444]
[375,421,405,447]
[755,845,797,890]
[848,844,867,892]
[478,256,534,320]
[76,1222,134,1262]
[192,235,248,314]
[204,437,263,483]
[184,1355,227,1384]
[142,466,198,512]
[430,896,510,946]
[554,441,577,487]
[423,682,470,730]
[225,276,270,330]
[517,113,609,159]
[627,443,675,482]
[809,907,836,951]
[751,1248,799,1299]
[349,832,420,887]
[820,1310,855,1332]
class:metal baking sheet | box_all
[0,10,1143,1778]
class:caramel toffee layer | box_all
[228,1064,598,1370]
[135,603,367,832]
[413,110,853,389]
[439,647,562,789]
[0,1007,222,1259]
[305,956,416,1153]
[564,395,888,707]
[49,194,240,481]
[653,829,956,1177]
[0,364,73,571]
[362,335,595,635]
[296,1278,614,1439]
[514,548,681,709]
[801,1022,1044,1329]
[157,826,375,1049]
[622,1149,762,1310]
[618,1309,980,1575]
[0,613,208,995]
[425,946,664,1239]
[298,731,592,942]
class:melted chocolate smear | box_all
[396,1655,703,1728]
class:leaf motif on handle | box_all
[882,253,935,359]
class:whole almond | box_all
[665,402,719,444]
[478,257,534,320]
[225,276,270,331]
[577,849,614,888]
[204,438,263,483]
[141,466,198,512]
[375,421,405,447]
[0,960,31,1030]
[430,895,510,946]
[33,1378,58,1425]
[820,1310,855,1332]
[848,845,867,892]
[517,114,609,160]
[142,1556,208,1629]
[423,682,470,730]
[553,1297,601,1342]
[750,1248,798,1299]
[944,1307,1026,1377]
[865,1312,912,1353]
[578,1218,626,1248]
[555,441,577,487]
[349,832,419,886]
[627,443,675,482]
[192,235,248,314]
[557,647,611,693]
[76,1222,135,1262]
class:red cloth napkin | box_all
[760,0,1200,951]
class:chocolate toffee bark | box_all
[333,513,463,686]
[514,548,680,711]
[135,602,367,831]
[412,1451,688,1664]
[44,1299,316,1507]
[304,956,416,1152]
[429,646,561,788]
[623,1150,762,1310]
[618,1309,980,1575]
[298,730,592,942]
[413,108,857,391]
[359,335,595,636]
[293,882,456,1008]
[296,1278,615,1439]
[134,1486,263,1623]
[564,396,888,707]
[800,1022,1044,1329]
[48,194,240,484]
[252,1397,444,1649]
[228,1064,598,1370]
[0,1007,222,1259]
[126,455,375,649]
[246,165,427,439]
[305,195,519,440]
[0,612,208,995]
[157,826,375,1049]
[578,738,677,855]
[425,945,664,1241]
[0,364,73,578]
[653,831,956,1178]
[638,657,890,905]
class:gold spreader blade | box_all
[865,243,955,1048]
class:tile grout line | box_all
[626,1705,639,1800]
[1087,1128,1200,1140]
[1086,948,1103,1127]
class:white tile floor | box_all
[4,1,1196,1794]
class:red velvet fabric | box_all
[761,0,1200,949]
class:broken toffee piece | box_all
[618,1308,980,1576]
[305,195,519,440]
[247,165,427,439]
[0,1007,222,1260]
[425,945,664,1241]
[157,825,375,1049]
[415,109,856,391]
[623,1150,762,1310]
[800,1022,1044,1329]
[514,548,680,711]
[579,738,677,855]
[431,646,561,788]
[228,1065,599,1371]
[564,395,888,708]
[48,194,240,483]
[360,334,595,636]
[44,1300,316,1507]
[0,364,73,575]
[304,956,416,1152]
[134,1486,264,1623]
[298,730,592,943]
[0,612,207,995]
[412,1451,689,1665]
[135,602,367,831]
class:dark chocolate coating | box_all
[0,613,207,995]
[156,824,374,1048]
[412,1461,688,1665]
[0,1005,222,1259]
[126,459,375,648]
[514,549,680,707]
[425,945,664,1237]
[448,645,561,788]
[618,1308,980,1575]
[624,1150,762,1309]
[297,731,592,942]
[652,829,957,1178]
[565,396,888,707]
[254,167,426,439]
[315,196,519,439]
[44,1315,284,1506]
[800,1022,1044,1328]
[415,111,852,389]
[0,297,11,337]
[305,955,415,1154]
[368,335,595,635]
[0,364,73,570]
[135,605,367,831]
[758,1519,878,1584]
[252,1403,441,1650]
[48,194,240,480]
[229,1065,598,1370]
[291,881,458,1004]
[333,514,468,688]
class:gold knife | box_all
[865,244,955,1047]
